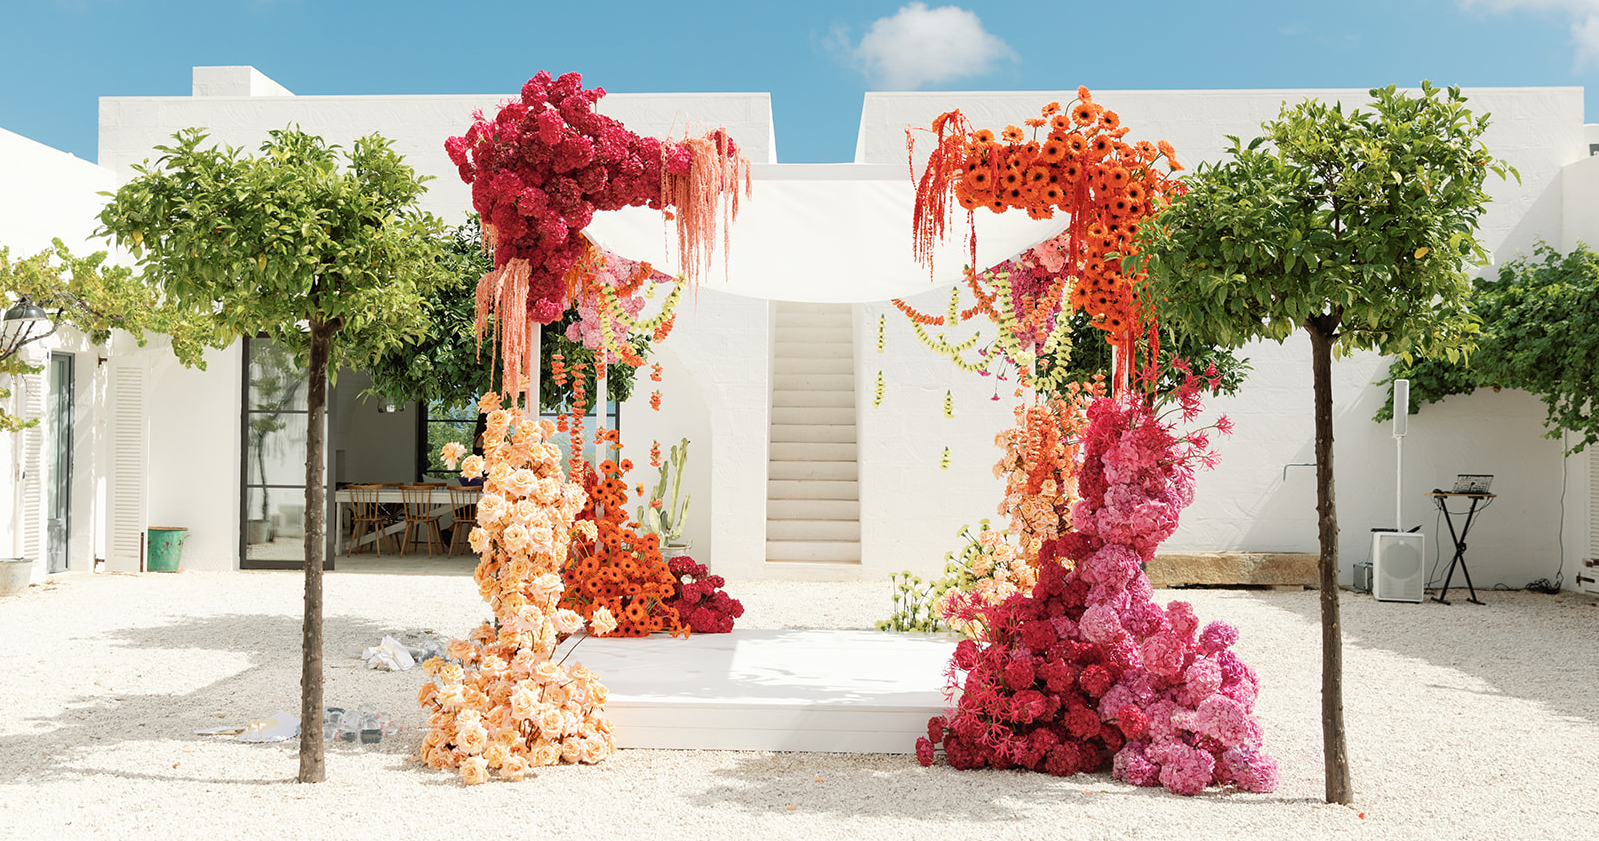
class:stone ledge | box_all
[1147,552,1318,588]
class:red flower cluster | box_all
[448,71,674,320]
[447,71,748,403]
[560,447,684,638]
[662,556,744,634]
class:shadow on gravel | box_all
[685,752,1316,820]
[1233,588,1599,724]
[0,611,410,785]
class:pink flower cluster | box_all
[919,391,1278,796]
[564,251,671,363]
[663,556,744,634]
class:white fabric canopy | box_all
[582,163,1066,303]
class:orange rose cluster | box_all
[909,87,1183,353]
[560,432,686,638]
[419,393,616,784]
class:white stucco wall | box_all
[858,287,1014,580]
[98,72,776,222]
[67,69,1594,588]
[614,288,769,580]
[0,126,124,584]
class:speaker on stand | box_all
[1374,379,1425,602]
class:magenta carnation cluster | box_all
[919,389,1278,797]
[664,556,744,634]
[445,71,741,322]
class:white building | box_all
[2,66,1597,596]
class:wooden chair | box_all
[399,484,445,556]
[346,485,394,555]
[446,486,482,557]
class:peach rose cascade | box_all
[417,392,618,784]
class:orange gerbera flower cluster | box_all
[561,432,686,638]
[906,88,1184,379]
[418,393,615,784]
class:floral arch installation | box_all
[901,89,1280,795]
[417,71,751,785]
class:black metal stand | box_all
[1427,492,1493,605]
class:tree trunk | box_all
[1307,320,1352,804]
[297,319,331,783]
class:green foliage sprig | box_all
[1378,243,1599,453]
[0,239,226,431]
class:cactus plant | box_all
[637,437,690,544]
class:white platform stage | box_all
[565,629,959,753]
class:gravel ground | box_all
[1,568,1597,841]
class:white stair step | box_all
[768,479,859,500]
[767,498,859,520]
[767,519,862,541]
[769,423,856,444]
[774,341,852,359]
[771,406,856,425]
[765,539,862,563]
[768,460,858,481]
[773,390,855,408]
[775,356,854,375]
[773,326,853,344]
[770,441,856,461]
[778,301,848,314]
[774,372,855,392]
[776,312,852,329]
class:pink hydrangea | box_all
[1152,741,1215,796]
[1079,603,1123,645]
[1181,657,1223,706]
[1197,621,1239,655]
[1192,695,1262,749]
[1219,745,1281,793]
[1141,632,1187,679]
[1113,741,1160,786]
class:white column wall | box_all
[0,126,122,583]
[125,338,242,571]
[858,287,1013,580]
[616,288,767,580]
[617,344,714,566]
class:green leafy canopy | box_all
[0,239,225,432]
[1379,243,1599,453]
[97,127,452,367]
[1139,82,1515,357]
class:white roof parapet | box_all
[192,66,295,98]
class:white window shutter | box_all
[17,371,44,562]
[108,366,148,571]
[1585,448,1599,594]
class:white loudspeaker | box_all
[1393,379,1409,437]
[1373,531,1425,603]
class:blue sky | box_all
[3,0,1595,164]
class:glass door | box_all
[240,338,332,569]
[46,353,71,573]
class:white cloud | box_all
[837,3,1018,90]
[1461,0,1599,67]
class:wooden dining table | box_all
[334,485,479,553]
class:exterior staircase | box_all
[766,302,861,566]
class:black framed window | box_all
[418,395,620,479]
